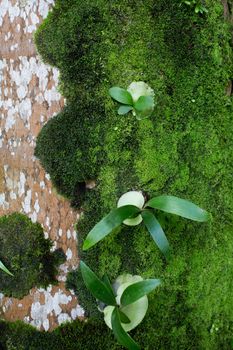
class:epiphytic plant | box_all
[83,191,210,258]
[80,261,161,350]
[109,81,155,120]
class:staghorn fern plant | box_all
[83,191,210,258]
[80,261,161,350]
[109,82,155,120]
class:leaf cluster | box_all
[109,87,154,120]
[80,261,161,349]
[83,195,210,259]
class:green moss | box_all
[0,319,122,350]
[32,0,233,348]
[0,213,65,298]
[34,101,106,204]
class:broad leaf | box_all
[83,205,140,250]
[134,96,154,119]
[118,105,133,115]
[142,210,170,258]
[0,260,13,276]
[121,278,161,307]
[80,261,116,306]
[145,195,210,222]
[134,95,154,112]
[109,87,133,105]
[119,309,131,324]
[111,308,141,350]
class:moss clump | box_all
[0,319,122,350]
[0,213,65,298]
[34,101,106,204]
[33,0,233,348]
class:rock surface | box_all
[0,0,84,330]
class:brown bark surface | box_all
[0,0,83,331]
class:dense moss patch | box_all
[32,0,233,348]
[0,319,122,350]
[0,213,65,298]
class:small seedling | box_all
[109,81,155,120]
[83,191,210,259]
[80,261,161,350]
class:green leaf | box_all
[80,261,116,306]
[118,309,131,324]
[120,278,161,307]
[133,96,154,119]
[118,105,133,115]
[83,205,140,250]
[111,308,141,350]
[102,274,115,296]
[0,260,13,276]
[145,195,210,222]
[109,87,133,105]
[134,95,154,111]
[141,210,170,258]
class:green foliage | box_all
[109,82,155,120]
[181,0,208,14]
[111,309,140,350]
[34,0,233,348]
[80,262,161,349]
[83,192,209,258]
[0,213,65,298]
[80,261,116,306]
[120,279,161,307]
[109,87,133,106]
[83,205,140,250]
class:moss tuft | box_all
[0,213,65,298]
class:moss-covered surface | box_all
[25,0,233,348]
[0,319,122,350]
[0,213,65,298]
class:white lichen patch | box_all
[0,194,9,209]
[66,248,72,261]
[71,306,85,320]
[30,211,37,223]
[67,229,71,239]
[30,287,84,330]
[1,55,61,131]
[22,189,32,213]
[18,172,26,197]
[34,199,40,213]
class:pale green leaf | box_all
[118,105,133,115]
[145,195,210,222]
[109,87,133,105]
